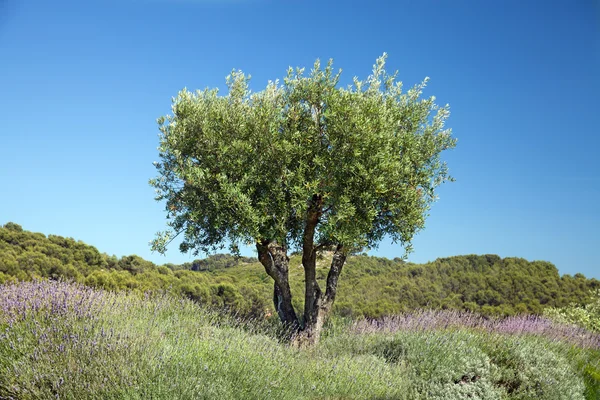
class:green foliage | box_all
[0,223,272,317]
[178,253,255,272]
[375,332,505,399]
[483,336,587,399]
[150,54,455,256]
[544,289,600,332]
[322,328,594,400]
[1,223,598,320]
[334,254,599,317]
[3,222,23,232]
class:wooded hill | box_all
[1,222,597,318]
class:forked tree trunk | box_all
[294,246,346,347]
[292,195,348,346]
[257,195,348,347]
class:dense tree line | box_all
[1,223,597,318]
[334,254,599,317]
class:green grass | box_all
[1,281,599,399]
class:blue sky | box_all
[0,0,598,278]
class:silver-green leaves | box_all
[150,54,456,256]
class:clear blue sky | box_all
[1,0,598,278]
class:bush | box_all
[544,289,600,333]
[485,336,586,399]
[375,331,505,399]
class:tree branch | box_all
[325,244,347,305]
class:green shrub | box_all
[375,331,505,399]
[544,289,600,333]
[485,336,586,400]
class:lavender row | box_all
[2,280,598,349]
[0,279,112,325]
[351,309,600,348]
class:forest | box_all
[1,222,597,319]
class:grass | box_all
[1,280,599,399]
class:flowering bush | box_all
[544,289,600,333]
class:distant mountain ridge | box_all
[1,222,598,318]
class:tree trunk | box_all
[301,199,322,339]
[256,240,299,330]
[294,245,346,347]
[257,194,347,347]
[291,194,348,346]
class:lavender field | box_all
[1,280,599,399]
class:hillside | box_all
[0,222,598,318]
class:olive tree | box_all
[150,54,455,345]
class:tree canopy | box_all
[150,54,456,344]
[151,54,455,255]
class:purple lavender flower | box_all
[351,309,600,348]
